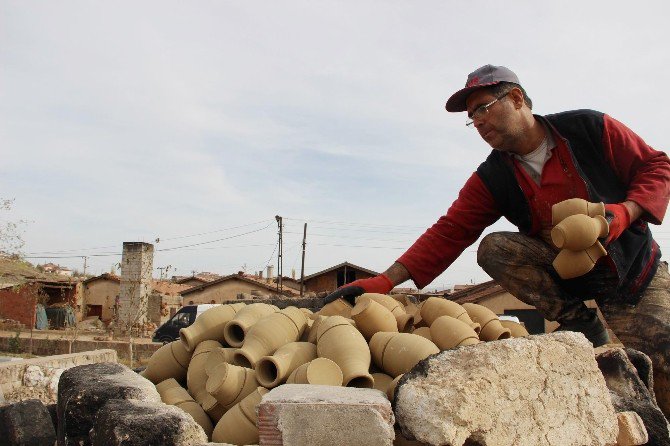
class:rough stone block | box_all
[595,347,669,445]
[57,362,160,446]
[258,384,394,445]
[395,332,618,446]
[90,399,207,445]
[0,398,57,446]
[610,411,648,446]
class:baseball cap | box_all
[445,65,520,112]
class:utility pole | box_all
[82,256,88,277]
[275,215,283,292]
[300,223,307,297]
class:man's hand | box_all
[323,274,394,306]
[604,203,631,245]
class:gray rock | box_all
[595,347,670,445]
[0,398,57,446]
[57,362,160,446]
[90,399,207,445]
[395,332,618,446]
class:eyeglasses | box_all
[465,92,509,127]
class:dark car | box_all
[152,304,217,344]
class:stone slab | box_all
[0,398,56,446]
[258,384,394,445]
[395,332,618,446]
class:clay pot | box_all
[180,303,246,351]
[141,340,193,384]
[205,363,260,409]
[316,315,374,388]
[369,332,439,378]
[387,374,403,401]
[429,315,480,350]
[553,241,608,279]
[412,326,432,341]
[255,342,317,388]
[300,308,314,317]
[551,214,608,251]
[372,372,394,395]
[223,303,279,348]
[351,297,398,340]
[552,198,605,225]
[234,306,308,368]
[186,340,222,404]
[420,297,481,333]
[201,394,226,422]
[500,320,530,337]
[212,387,269,445]
[318,298,353,318]
[204,347,239,376]
[360,293,415,332]
[299,318,314,342]
[286,357,343,386]
[462,303,511,341]
[156,379,213,438]
[307,315,328,344]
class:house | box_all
[173,272,221,288]
[446,279,601,334]
[39,262,74,277]
[0,278,82,327]
[302,262,379,294]
[81,274,191,325]
[180,272,299,305]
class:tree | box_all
[0,198,27,255]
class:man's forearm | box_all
[382,262,411,286]
[623,200,643,222]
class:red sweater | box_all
[397,115,670,289]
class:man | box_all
[325,65,670,416]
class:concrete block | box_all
[258,384,394,445]
[90,398,207,445]
[57,362,160,446]
[395,332,618,446]
[595,348,669,445]
[0,398,56,446]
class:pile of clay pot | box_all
[140,294,529,445]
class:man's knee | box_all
[477,232,509,270]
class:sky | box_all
[1,1,669,291]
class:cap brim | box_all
[445,82,499,112]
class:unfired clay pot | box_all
[420,296,481,333]
[204,347,239,376]
[156,378,213,438]
[318,298,353,318]
[141,340,193,384]
[387,374,403,401]
[429,315,480,350]
[462,303,511,341]
[412,327,432,341]
[307,315,328,344]
[255,342,317,388]
[234,306,308,368]
[187,340,222,404]
[553,241,608,279]
[205,363,260,409]
[552,198,605,225]
[316,315,374,388]
[369,332,439,378]
[500,320,530,337]
[351,297,398,340]
[286,357,344,386]
[212,387,269,445]
[299,318,314,342]
[372,372,394,395]
[551,214,608,250]
[201,394,226,422]
[223,303,279,348]
[360,293,414,332]
[180,303,246,351]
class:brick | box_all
[258,384,394,446]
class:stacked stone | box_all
[137,295,533,444]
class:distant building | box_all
[302,262,378,294]
[180,272,298,305]
[39,262,74,277]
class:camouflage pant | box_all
[477,232,670,417]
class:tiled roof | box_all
[303,262,379,281]
[181,273,300,296]
[152,280,192,296]
[447,280,506,304]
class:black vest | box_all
[476,109,660,303]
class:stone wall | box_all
[118,242,154,326]
[0,349,117,403]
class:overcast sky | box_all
[1,1,669,290]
